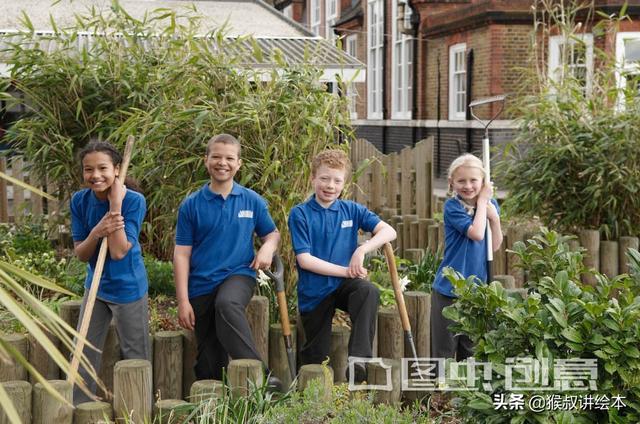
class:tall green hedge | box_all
[3,3,354,291]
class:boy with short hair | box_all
[288,149,397,382]
[174,133,281,387]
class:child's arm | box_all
[487,201,503,252]
[348,221,397,278]
[466,182,492,241]
[105,178,132,260]
[174,245,195,330]
[296,253,353,278]
[73,212,124,262]
[251,230,280,270]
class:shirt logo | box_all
[238,210,254,218]
[341,220,353,228]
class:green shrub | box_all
[4,3,353,294]
[497,3,640,240]
[260,377,431,424]
[144,255,174,297]
[406,250,442,294]
[442,228,640,423]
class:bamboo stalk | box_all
[67,136,135,388]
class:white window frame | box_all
[310,0,321,35]
[615,32,640,108]
[367,0,384,119]
[548,33,594,94]
[448,43,466,121]
[345,34,359,119]
[325,0,338,43]
[391,0,413,119]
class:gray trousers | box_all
[73,293,150,405]
[430,290,473,364]
[189,275,263,380]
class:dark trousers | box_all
[430,290,473,363]
[300,278,379,365]
[190,275,262,380]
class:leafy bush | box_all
[144,255,175,297]
[406,250,442,294]
[497,3,640,240]
[4,3,353,294]
[260,377,431,423]
[509,227,586,286]
[442,228,640,423]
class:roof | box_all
[0,0,364,81]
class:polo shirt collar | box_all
[202,181,242,200]
[308,195,340,211]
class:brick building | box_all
[271,0,640,176]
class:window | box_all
[615,32,640,105]
[310,0,321,35]
[448,43,466,120]
[325,0,338,43]
[367,0,383,119]
[548,34,593,95]
[391,0,413,119]
[345,34,359,119]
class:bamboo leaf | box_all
[0,172,56,201]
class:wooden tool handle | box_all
[383,243,412,332]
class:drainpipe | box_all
[436,55,441,177]
[382,0,388,153]
[411,30,418,146]
[465,48,474,153]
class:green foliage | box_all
[406,249,442,293]
[144,255,175,297]
[442,228,640,423]
[509,227,586,286]
[4,2,354,294]
[260,378,430,423]
[180,374,292,424]
[497,1,640,240]
[366,254,413,306]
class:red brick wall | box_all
[421,23,531,120]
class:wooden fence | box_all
[349,137,435,220]
[0,156,58,223]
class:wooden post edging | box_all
[329,326,350,383]
[297,364,333,400]
[246,295,269,363]
[227,359,263,399]
[368,358,401,405]
[268,323,297,389]
[74,401,113,424]
[33,380,72,424]
[377,307,403,360]
[113,359,152,424]
[154,331,183,401]
[0,380,31,424]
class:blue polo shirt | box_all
[432,196,500,297]
[70,188,148,304]
[288,196,381,313]
[175,182,277,298]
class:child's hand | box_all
[251,248,273,270]
[108,178,126,212]
[178,300,195,330]
[478,181,493,202]
[90,211,124,239]
[347,248,368,279]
